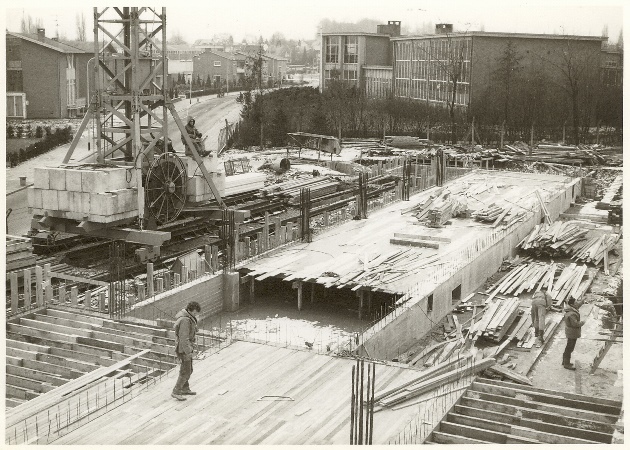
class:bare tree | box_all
[21,14,43,34]
[538,38,600,144]
[168,30,187,45]
[76,13,87,42]
[492,40,523,126]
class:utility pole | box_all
[259,40,264,150]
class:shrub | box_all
[35,126,43,138]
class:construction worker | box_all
[172,301,201,401]
[530,291,553,345]
[182,116,207,156]
[563,298,586,370]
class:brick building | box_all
[193,50,247,88]
[6,29,92,119]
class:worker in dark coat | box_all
[182,116,206,156]
[172,301,201,400]
[531,291,553,345]
[563,298,586,370]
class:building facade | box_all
[390,31,605,110]
[6,29,91,119]
[193,50,246,88]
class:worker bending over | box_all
[531,291,553,346]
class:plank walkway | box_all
[53,341,429,445]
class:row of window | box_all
[325,36,358,64]
[394,78,470,105]
[324,69,358,81]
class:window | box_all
[344,36,358,63]
[343,70,357,81]
[214,61,222,67]
[325,36,340,63]
[427,294,433,313]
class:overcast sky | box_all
[3,0,626,44]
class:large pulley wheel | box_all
[145,153,187,224]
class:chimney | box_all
[435,24,453,34]
[377,21,401,37]
[37,28,45,40]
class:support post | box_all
[59,284,66,303]
[146,263,154,297]
[71,286,78,307]
[84,290,92,309]
[45,282,53,304]
[23,268,32,309]
[10,272,19,314]
[297,281,303,311]
[211,246,219,272]
[137,282,145,302]
[99,291,107,312]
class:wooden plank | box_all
[486,364,532,385]
[6,349,151,428]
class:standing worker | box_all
[531,291,553,346]
[172,301,201,401]
[563,298,586,370]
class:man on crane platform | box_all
[182,116,208,157]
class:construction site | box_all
[4,7,624,446]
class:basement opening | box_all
[452,285,461,305]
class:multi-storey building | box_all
[320,21,400,92]
[6,29,91,119]
[193,50,247,88]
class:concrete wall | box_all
[360,176,581,360]
[130,272,227,321]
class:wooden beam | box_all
[6,349,150,428]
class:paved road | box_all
[5,93,243,237]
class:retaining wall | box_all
[359,176,582,360]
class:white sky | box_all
[2,0,626,43]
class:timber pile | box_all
[258,176,339,203]
[518,222,620,268]
[6,236,36,272]
[341,138,385,150]
[473,204,503,222]
[516,312,562,349]
[383,135,432,149]
[374,357,496,409]
[469,298,521,343]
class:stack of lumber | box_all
[516,313,562,349]
[6,236,36,272]
[259,176,338,203]
[485,262,559,299]
[469,298,521,342]
[383,135,432,149]
[549,263,591,306]
[223,172,267,197]
[374,357,496,409]
[427,200,454,227]
[518,222,620,268]
[341,138,385,150]
[473,204,503,222]
[390,233,450,249]
[416,338,469,368]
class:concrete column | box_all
[297,281,303,311]
[164,272,171,290]
[223,272,240,312]
[287,222,294,241]
[137,282,145,302]
[280,226,287,245]
[156,277,164,293]
[181,265,188,284]
[147,263,154,297]
[359,290,364,320]
[44,282,53,304]
[59,284,66,303]
[71,286,78,307]
[44,263,51,282]
[10,272,19,314]
[35,266,43,306]
[244,237,251,259]
[174,273,181,287]
[99,291,107,312]
[23,268,32,309]
[256,232,263,254]
[211,246,219,272]
[84,290,92,309]
[205,245,212,273]
[250,276,255,303]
